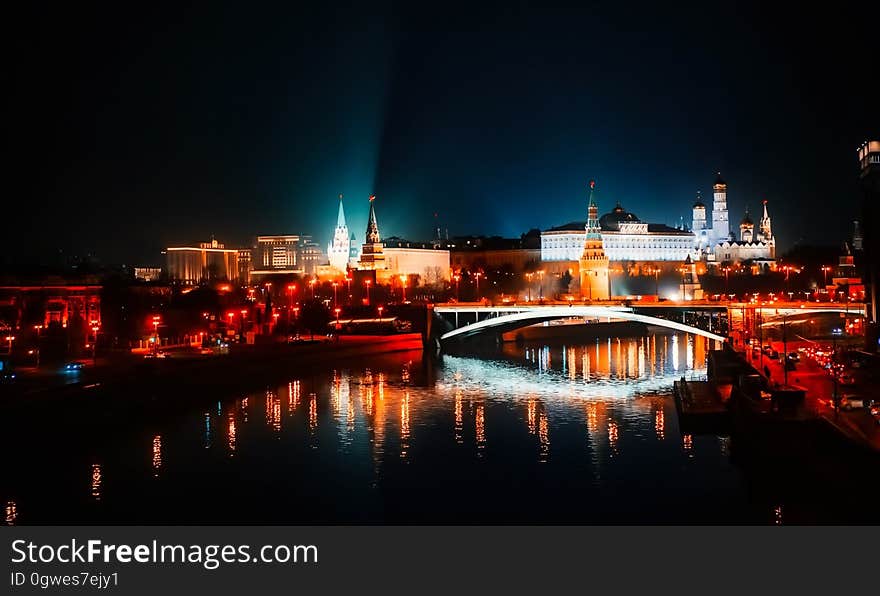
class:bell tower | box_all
[712,172,730,242]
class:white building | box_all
[541,203,694,262]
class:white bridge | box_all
[434,304,728,343]
[433,301,867,345]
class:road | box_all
[746,339,880,452]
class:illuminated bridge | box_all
[431,301,867,348]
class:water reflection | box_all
[91,464,102,501]
[475,403,486,456]
[5,500,16,525]
[12,331,844,524]
[227,410,237,456]
[654,408,665,441]
[152,435,163,476]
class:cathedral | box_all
[691,174,776,268]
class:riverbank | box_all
[0,334,424,416]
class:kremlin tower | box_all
[327,194,352,273]
[357,195,386,271]
[579,181,610,300]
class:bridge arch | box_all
[437,306,727,344]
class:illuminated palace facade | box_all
[542,174,776,270]
[541,203,694,263]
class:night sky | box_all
[7,2,879,267]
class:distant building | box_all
[348,232,360,268]
[853,220,863,252]
[383,238,450,285]
[237,249,252,285]
[297,236,325,277]
[858,140,880,324]
[133,267,162,282]
[450,232,541,273]
[165,239,238,284]
[255,235,299,270]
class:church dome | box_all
[740,213,754,226]
[693,201,706,209]
[714,172,726,186]
[599,203,640,230]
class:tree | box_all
[558,270,573,294]
[299,299,330,340]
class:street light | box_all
[525,272,533,302]
[332,282,339,308]
[452,274,461,302]
[364,279,372,305]
[90,321,100,363]
[287,284,297,325]
[399,275,407,302]
[151,315,161,351]
[377,305,384,320]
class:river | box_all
[3,331,873,525]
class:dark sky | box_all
[7,2,879,266]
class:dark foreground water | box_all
[3,332,875,525]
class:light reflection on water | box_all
[9,331,855,524]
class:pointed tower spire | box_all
[337,193,346,227]
[585,180,601,239]
[759,199,772,242]
[328,193,352,272]
[366,195,381,244]
[358,195,385,271]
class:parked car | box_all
[768,350,779,360]
[63,362,84,371]
[786,352,799,362]
[837,374,857,386]
[839,394,865,411]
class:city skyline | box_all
[6,3,878,267]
